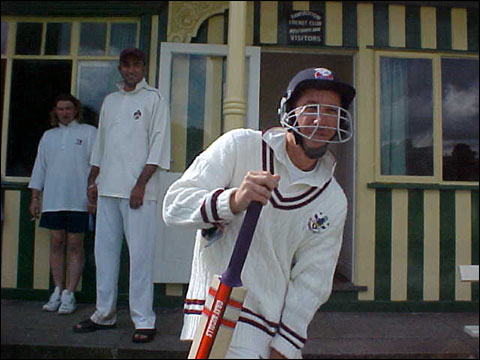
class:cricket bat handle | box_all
[221,201,263,287]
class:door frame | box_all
[154,42,261,283]
[159,42,261,130]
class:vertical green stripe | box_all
[154,283,166,299]
[405,5,421,49]
[156,2,169,88]
[467,8,479,52]
[436,7,452,50]
[342,1,357,47]
[186,55,206,167]
[471,191,479,301]
[374,4,389,47]
[139,15,151,59]
[375,189,392,301]
[118,240,130,297]
[310,0,325,45]
[17,190,35,289]
[277,1,292,45]
[159,3,168,42]
[309,1,325,16]
[439,190,455,301]
[224,9,229,45]
[81,230,96,294]
[254,1,261,45]
[407,189,424,300]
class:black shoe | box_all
[132,328,156,343]
[73,319,116,333]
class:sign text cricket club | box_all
[288,10,324,45]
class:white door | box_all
[154,42,260,283]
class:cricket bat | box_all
[188,201,263,359]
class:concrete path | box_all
[1,299,478,359]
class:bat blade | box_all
[188,275,246,359]
[188,202,263,359]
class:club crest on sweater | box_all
[133,109,142,120]
[308,212,329,233]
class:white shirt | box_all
[90,78,171,201]
[163,128,347,359]
[29,121,97,213]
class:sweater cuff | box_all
[216,188,237,222]
[270,334,303,359]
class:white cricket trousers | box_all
[90,195,157,329]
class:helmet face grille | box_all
[277,68,356,144]
[280,103,353,144]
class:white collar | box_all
[262,127,337,188]
[116,78,148,93]
[58,120,79,128]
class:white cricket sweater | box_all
[90,78,170,201]
[163,128,347,359]
[29,121,97,212]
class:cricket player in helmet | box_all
[163,67,356,359]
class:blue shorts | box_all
[39,211,89,233]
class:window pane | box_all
[16,22,43,55]
[2,22,8,54]
[76,61,122,125]
[7,60,72,177]
[79,23,106,56]
[45,23,71,55]
[170,54,228,171]
[185,55,207,167]
[109,23,137,56]
[442,58,479,181]
[380,57,433,176]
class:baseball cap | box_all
[119,48,146,64]
[286,67,356,108]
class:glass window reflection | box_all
[109,23,137,56]
[380,57,434,176]
[80,22,107,56]
[45,23,71,55]
[16,22,43,55]
[442,58,479,181]
[76,61,121,125]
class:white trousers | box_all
[90,196,157,329]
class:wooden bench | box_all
[459,265,479,338]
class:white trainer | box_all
[58,289,77,315]
[42,287,62,312]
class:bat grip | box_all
[220,201,263,288]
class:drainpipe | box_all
[223,1,247,131]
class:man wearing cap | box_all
[163,68,355,358]
[73,48,170,343]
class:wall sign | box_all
[288,10,324,45]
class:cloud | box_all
[443,83,479,119]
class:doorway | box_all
[7,60,72,177]
[259,51,356,283]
